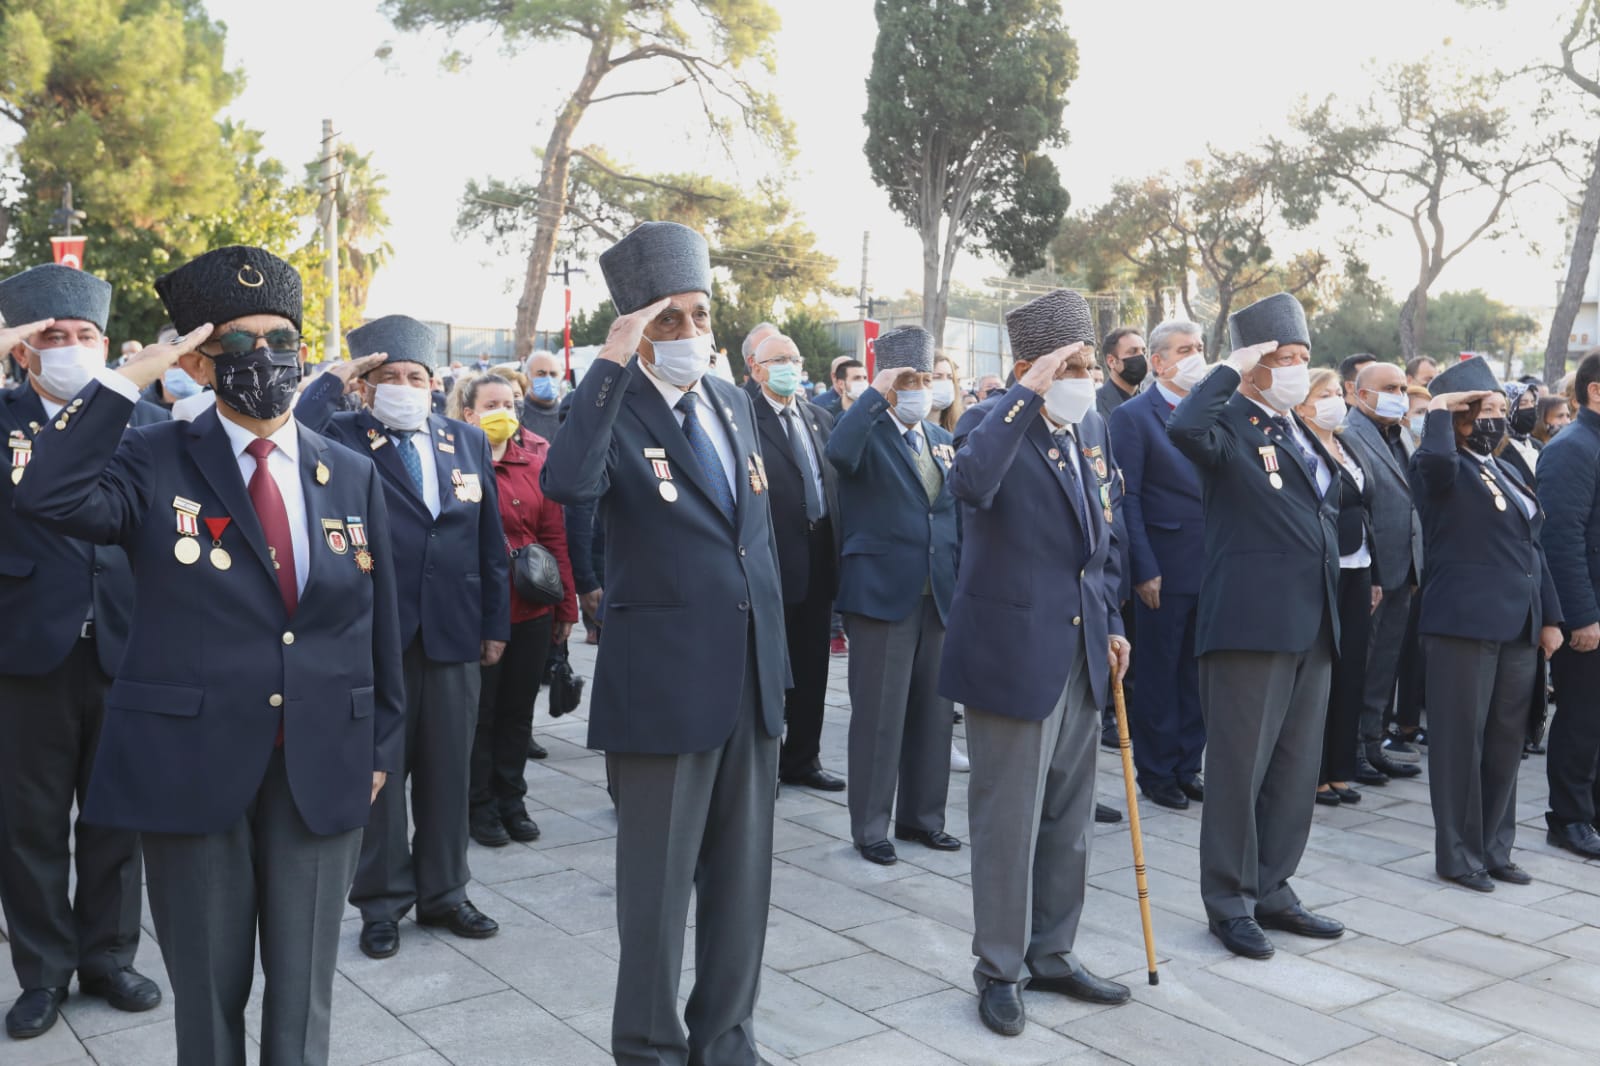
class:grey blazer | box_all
[1340,406,1423,592]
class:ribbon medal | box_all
[347,515,368,547]
[1260,445,1284,490]
[748,454,769,495]
[1100,482,1114,523]
[9,435,30,485]
[1085,445,1108,481]
[367,427,387,452]
[173,496,202,565]
[203,516,233,571]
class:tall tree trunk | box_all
[1398,285,1427,360]
[513,35,611,357]
[1208,290,1234,360]
[919,221,942,344]
[1546,134,1600,383]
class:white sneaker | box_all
[950,743,970,773]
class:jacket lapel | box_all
[1026,417,1091,543]
[1351,411,1408,486]
[357,410,427,509]
[625,359,723,514]
[186,409,276,582]
[1493,457,1539,525]
[1232,395,1317,495]
[295,426,329,596]
[427,415,458,518]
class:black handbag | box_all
[506,536,564,606]
[544,642,585,718]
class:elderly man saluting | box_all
[942,290,1132,1037]
[541,222,788,1066]
[1167,292,1346,960]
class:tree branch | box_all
[587,78,692,105]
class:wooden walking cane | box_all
[1112,671,1160,985]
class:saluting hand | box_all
[871,366,919,407]
[116,324,215,391]
[0,318,56,354]
[324,353,387,393]
[1429,390,1493,413]
[597,297,672,366]
[1019,343,1085,395]
[1225,340,1278,377]
[1108,635,1132,684]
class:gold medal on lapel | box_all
[1269,472,1284,490]
[173,538,201,565]
[1495,496,1508,512]
[315,461,330,485]
[354,547,374,574]
[210,547,233,571]
[172,496,202,564]
[659,481,679,502]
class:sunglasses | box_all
[202,329,302,357]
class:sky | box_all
[203,0,1580,334]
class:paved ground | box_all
[5,641,1600,1066]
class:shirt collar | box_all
[762,389,796,418]
[642,358,707,413]
[1247,394,1287,421]
[218,411,300,464]
[1154,380,1184,408]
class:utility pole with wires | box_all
[855,231,881,373]
[317,119,342,362]
[549,258,587,379]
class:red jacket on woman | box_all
[494,430,579,625]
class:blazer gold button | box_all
[1072,615,1082,626]
[269,694,284,708]
[282,632,295,645]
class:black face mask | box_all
[1510,406,1537,436]
[1118,355,1149,387]
[1465,416,1507,456]
[210,348,302,421]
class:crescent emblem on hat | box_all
[237,264,265,288]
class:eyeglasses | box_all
[202,329,302,357]
[758,356,803,367]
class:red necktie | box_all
[245,439,298,615]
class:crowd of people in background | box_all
[3,229,1600,1064]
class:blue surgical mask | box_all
[163,367,202,399]
[894,389,931,425]
[1371,391,1409,421]
[1408,413,1427,438]
[765,364,801,397]
[530,375,558,402]
[647,333,713,387]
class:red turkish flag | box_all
[50,236,86,270]
[863,319,880,377]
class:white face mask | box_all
[1044,377,1097,426]
[930,379,955,410]
[1258,363,1311,411]
[846,379,869,401]
[172,389,216,423]
[894,389,931,425]
[1168,353,1207,392]
[647,333,714,387]
[370,382,432,432]
[1307,396,1347,431]
[29,342,104,401]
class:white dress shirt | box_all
[763,391,827,517]
[383,424,441,518]
[1249,396,1333,497]
[643,362,738,495]
[1336,453,1371,569]
[218,413,312,596]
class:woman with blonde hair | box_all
[931,352,965,434]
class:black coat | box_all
[745,381,841,605]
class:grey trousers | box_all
[142,750,360,1066]
[607,649,778,1066]
[1198,617,1334,922]
[1360,584,1414,743]
[966,631,1096,987]
[843,596,953,847]
[350,641,479,922]
[1424,635,1535,878]
[0,642,141,990]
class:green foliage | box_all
[1421,289,1539,359]
[303,144,394,327]
[0,0,242,342]
[1307,258,1402,366]
[780,307,844,385]
[568,301,618,347]
[863,0,1078,334]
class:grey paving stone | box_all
[870,989,1088,1066]
[4,1016,97,1065]
[1521,958,1600,1008]
[769,861,911,931]
[1452,979,1600,1051]
[492,868,617,936]
[777,841,923,885]
[762,907,869,973]
[789,952,949,1012]
[1335,990,1510,1060]
[458,839,567,884]
[772,819,839,855]
[1312,1036,1454,1065]
[1315,896,1455,945]
[1404,886,1580,943]
[1304,824,1425,866]
[795,1030,965,1066]
[1538,889,1600,925]
[58,939,174,1038]
[401,989,611,1065]
[80,1018,185,1066]
[1208,951,1389,1012]
[1061,999,1286,1066]
[1412,927,1564,978]
[864,872,977,934]
[451,907,620,1020]
[1460,1032,1599,1066]
[845,914,981,988]
[1311,935,1495,999]
[337,921,506,1015]
[365,1054,452,1066]
[751,969,884,1059]
[1537,923,1600,965]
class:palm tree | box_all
[305,144,393,325]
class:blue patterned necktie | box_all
[392,430,425,494]
[676,393,735,522]
[1054,429,1093,538]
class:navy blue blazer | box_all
[540,357,788,755]
[0,384,154,676]
[940,385,1124,718]
[297,374,510,663]
[1166,366,1341,656]
[1538,406,1600,631]
[13,384,406,837]
[1110,385,1205,598]
[825,386,959,624]
[1411,409,1561,644]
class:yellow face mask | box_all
[477,408,519,445]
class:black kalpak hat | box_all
[1005,289,1096,364]
[599,222,713,316]
[156,245,302,336]
[1428,355,1502,397]
[874,325,935,373]
[1227,292,1310,352]
[347,315,441,371]
[0,264,113,332]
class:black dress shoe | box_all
[1548,821,1600,858]
[1450,870,1495,893]
[1028,958,1131,1005]
[779,767,846,792]
[1095,803,1121,823]
[503,810,541,842]
[6,988,67,1039]
[1489,862,1532,885]
[857,840,898,865]
[1209,916,1274,959]
[1352,754,1390,786]
[418,900,499,939]
[1315,789,1342,806]
[1256,904,1344,939]
[1524,738,1546,756]
[360,920,400,959]
[894,826,961,851]
[978,979,1025,1036]
[1370,749,1421,778]
[526,737,548,760]
[78,966,160,1012]
[1142,781,1189,810]
[1179,775,1205,802]
[1332,785,1361,804]
[469,810,510,848]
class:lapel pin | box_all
[315,461,330,485]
